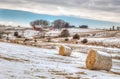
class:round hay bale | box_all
[64,38,69,41]
[14,31,19,37]
[73,33,80,40]
[59,45,72,56]
[60,29,70,37]
[86,49,112,71]
[81,38,88,44]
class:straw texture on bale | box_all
[86,49,112,71]
[59,45,72,56]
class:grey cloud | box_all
[0,0,120,22]
[89,0,120,12]
[1,0,120,12]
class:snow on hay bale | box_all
[59,45,72,56]
[86,49,112,71]
[81,38,88,44]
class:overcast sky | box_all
[0,0,120,27]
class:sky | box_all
[0,0,120,28]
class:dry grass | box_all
[36,76,47,78]
[65,75,81,79]
[48,69,81,79]
[76,72,87,75]
[0,54,29,62]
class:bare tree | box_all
[52,19,67,29]
[30,19,49,28]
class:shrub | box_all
[81,38,88,44]
[64,38,69,41]
[14,31,19,37]
[0,34,2,39]
[17,35,22,38]
[73,34,80,40]
[47,37,51,42]
[60,29,70,37]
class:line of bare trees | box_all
[30,19,75,29]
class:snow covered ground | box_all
[45,28,103,37]
[68,28,102,33]
[0,42,119,79]
[87,37,120,43]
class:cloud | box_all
[0,0,120,23]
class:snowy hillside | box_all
[68,28,102,33]
[0,42,119,79]
[24,30,39,38]
[45,28,102,37]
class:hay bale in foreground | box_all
[59,45,72,56]
[86,49,112,71]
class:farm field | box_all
[0,42,120,79]
[0,28,120,79]
[0,0,120,79]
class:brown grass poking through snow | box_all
[86,49,112,71]
[0,54,29,62]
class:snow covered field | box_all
[45,28,103,37]
[86,37,120,48]
[0,42,119,79]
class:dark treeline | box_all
[30,19,88,29]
